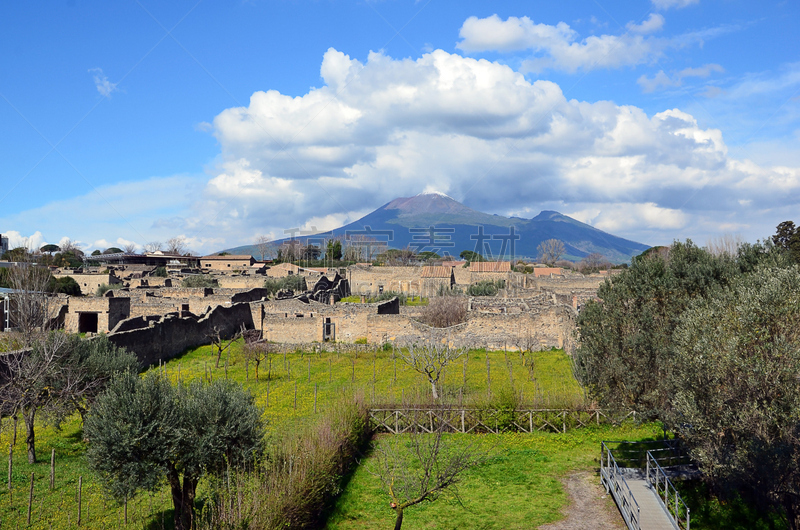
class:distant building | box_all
[200,254,256,271]
[88,251,200,268]
[0,234,9,256]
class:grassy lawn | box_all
[328,423,664,529]
[0,343,586,528]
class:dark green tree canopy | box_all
[40,244,60,254]
[672,266,800,528]
[459,250,485,262]
[85,374,264,530]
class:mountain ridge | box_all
[222,193,650,263]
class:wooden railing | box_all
[368,407,636,434]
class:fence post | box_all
[50,448,55,490]
[27,471,34,524]
[77,476,82,526]
[314,383,318,413]
[7,445,12,493]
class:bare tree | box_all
[165,236,187,255]
[123,242,138,254]
[7,265,60,344]
[254,235,274,261]
[418,296,468,329]
[242,340,272,381]
[59,238,78,254]
[143,241,162,253]
[208,325,243,369]
[369,419,486,530]
[577,252,610,274]
[344,235,387,262]
[537,239,566,266]
[1,264,68,463]
[398,342,467,399]
[705,233,745,257]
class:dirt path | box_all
[538,472,625,530]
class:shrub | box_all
[418,295,468,328]
[181,275,217,288]
[95,283,115,297]
[467,279,505,296]
[264,275,307,295]
[197,396,371,529]
[153,266,168,277]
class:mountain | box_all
[223,192,650,263]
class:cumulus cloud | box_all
[89,68,118,97]
[457,14,665,73]
[637,63,724,92]
[195,47,800,247]
[2,231,47,251]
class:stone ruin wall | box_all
[106,302,254,368]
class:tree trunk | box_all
[167,465,196,530]
[430,381,438,400]
[394,507,404,530]
[24,408,36,464]
[786,501,799,530]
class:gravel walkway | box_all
[538,472,625,530]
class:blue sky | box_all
[1,0,799,254]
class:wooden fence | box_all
[368,408,637,434]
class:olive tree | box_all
[671,266,800,528]
[85,374,264,530]
[573,240,739,418]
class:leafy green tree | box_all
[417,251,441,262]
[466,279,504,296]
[326,239,343,261]
[103,247,123,254]
[85,374,264,530]
[40,244,60,254]
[181,275,217,288]
[91,250,101,256]
[772,220,800,263]
[671,266,800,528]
[459,250,484,262]
[48,276,81,296]
[574,240,739,418]
[263,275,306,295]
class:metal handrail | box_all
[646,450,691,530]
[601,442,641,530]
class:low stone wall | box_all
[106,302,255,367]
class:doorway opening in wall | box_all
[324,317,335,342]
[78,312,99,333]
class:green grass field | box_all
[0,343,590,528]
[0,341,771,529]
[328,424,664,530]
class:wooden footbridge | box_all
[601,440,693,530]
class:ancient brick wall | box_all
[54,273,122,296]
[64,296,131,333]
[106,302,255,367]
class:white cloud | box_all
[457,14,663,73]
[196,48,800,247]
[627,14,665,35]
[7,49,800,251]
[652,0,699,10]
[89,68,118,97]
[2,231,47,251]
[455,14,735,75]
[638,63,724,92]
